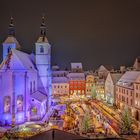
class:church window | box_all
[4,96,11,113]
[40,46,44,53]
[33,81,35,92]
[30,82,32,94]
[8,46,11,53]
[17,95,23,112]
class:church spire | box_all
[8,16,15,36]
[40,15,46,37]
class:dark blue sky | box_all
[0,0,140,70]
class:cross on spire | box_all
[8,16,15,36]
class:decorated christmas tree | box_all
[91,84,97,99]
[81,112,92,133]
[121,107,133,134]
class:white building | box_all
[96,65,110,79]
[71,62,83,73]
[52,71,69,96]
[116,71,140,119]
[105,72,122,105]
[0,16,51,125]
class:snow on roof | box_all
[71,63,82,69]
[31,91,47,102]
[52,65,60,70]
[67,73,85,80]
[37,36,49,43]
[29,52,35,63]
[52,77,68,83]
[117,71,140,88]
[3,36,21,49]
[0,49,36,71]
[97,65,108,72]
[96,78,105,84]
[12,49,36,70]
[52,70,68,74]
[110,73,123,84]
[52,71,69,77]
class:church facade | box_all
[0,17,52,126]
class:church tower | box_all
[35,16,52,101]
[2,17,21,60]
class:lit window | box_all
[30,82,32,94]
[4,96,11,113]
[17,95,23,112]
[33,81,35,92]
[31,106,37,115]
[8,46,11,53]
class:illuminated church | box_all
[0,17,52,126]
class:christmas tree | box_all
[82,112,91,133]
[91,84,97,99]
[121,107,133,134]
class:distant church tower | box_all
[2,17,21,60]
[35,16,52,102]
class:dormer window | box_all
[40,45,44,53]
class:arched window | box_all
[40,46,44,53]
[8,46,11,53]
[17,95,23,112]
[30,82,32,94]
[33,81,35,92]
[4,96,11,113]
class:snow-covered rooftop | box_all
[52,77,68,83]
[0,49,36,71]
[67,73,85,80]
[117,71,140,88]
[97,65,108,72]
[31,91,47,102]
[52,70,68,75]
[110,73,123,84]
[71,63,82,69]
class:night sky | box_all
[0,0,140,70]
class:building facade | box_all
[68,63,85,96]
[105,73,122,105]
[52,70,69,96]
[85,74,94,96]
[116,71,140,120]
[133,76,140,121]
[0,17,52,125]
